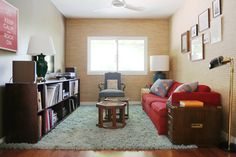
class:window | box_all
[87,37,147,75]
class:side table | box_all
[96,101,126,129]
[167,102,222,146]
[141,88,150,102]
[105,97,129,119]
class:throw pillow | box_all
[167,81,199,102]
[173,81,198,93]
[150,79,174,97]
[107,79,118,89]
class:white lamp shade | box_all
[150,55,169,71]
[27,35,56,56]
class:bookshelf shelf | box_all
[5,78,80,143]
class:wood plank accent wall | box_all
[65,19,169,102]
[170,0,236,136]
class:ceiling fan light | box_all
[112,0,125,7]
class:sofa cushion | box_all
[143,93,168,104]
[150,102,167,117]
[197,85,211,92]
[167,81,182,98]
[150,79,174,97]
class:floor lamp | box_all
[209,56,236,152]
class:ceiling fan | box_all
[111,0,143,11]
[94,0,144,12]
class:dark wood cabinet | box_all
[4,79,80,143]
[167,103,222,146]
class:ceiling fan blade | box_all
[124,4,144,11]
[93,6,113,12]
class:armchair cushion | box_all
[107,79,118,89]
[99,89,124,98]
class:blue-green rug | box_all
[0,105,197,150]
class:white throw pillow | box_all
[107,79,118,89]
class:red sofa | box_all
[141,81,221,135]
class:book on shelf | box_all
[37,91,42,111]
[46,83,63,107]
[179,100,204,107]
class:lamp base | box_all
[219,141,236,152]
[36,53,48,79]
[153,71,166,82]
[37,77,46,82]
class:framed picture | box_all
[0,0,18,52]
[181,31,190,53]
[203,32,210,44]
[190,24,198,38]
[198,9,210,32]
[190,35,204,61]
[212,0,221,18]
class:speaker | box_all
[13,61,36,83]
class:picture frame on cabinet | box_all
[181,31,190,53]
[190,35,204,61]
[198,9,210,32]
[212,0,221,18]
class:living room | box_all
[0,0,235,156]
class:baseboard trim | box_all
[221,131,236,144]
[80,101,141,105]
[0,136,5,144]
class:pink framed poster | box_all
[0,0,18,52]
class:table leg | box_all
[112,107,117,128]
[126,101,129,119]
[98,107,103,127]
[122,107,126,127]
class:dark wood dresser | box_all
[167,102,222,146]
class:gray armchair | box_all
[98,72,125,101]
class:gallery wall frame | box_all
[0,0,18,52]
[190,35,204,61]
[190,24,198,38]
[212,0,221,18]
[198,9,210,32]
[181,31,190,53]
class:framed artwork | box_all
[212,0,221,18]
[203,32,210,44]
[181,31,190,53]
[190,35,204,61]
[0,0,18,52]
[190,24,198,38]
[198,9,210,32]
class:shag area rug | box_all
[0,105,197,150]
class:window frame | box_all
[87,36,148,75]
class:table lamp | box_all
[209,56,236,152]
[150,55,169,82]
[27,35,56,82]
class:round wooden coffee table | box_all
[96,101,126,129]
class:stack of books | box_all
[179,100,204,107]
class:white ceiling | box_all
[50,0,185,19]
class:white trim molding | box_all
[221,131,236,144]
[0,136,5,144]
[80,101,141,105]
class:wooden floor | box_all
[0,148,236,157]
